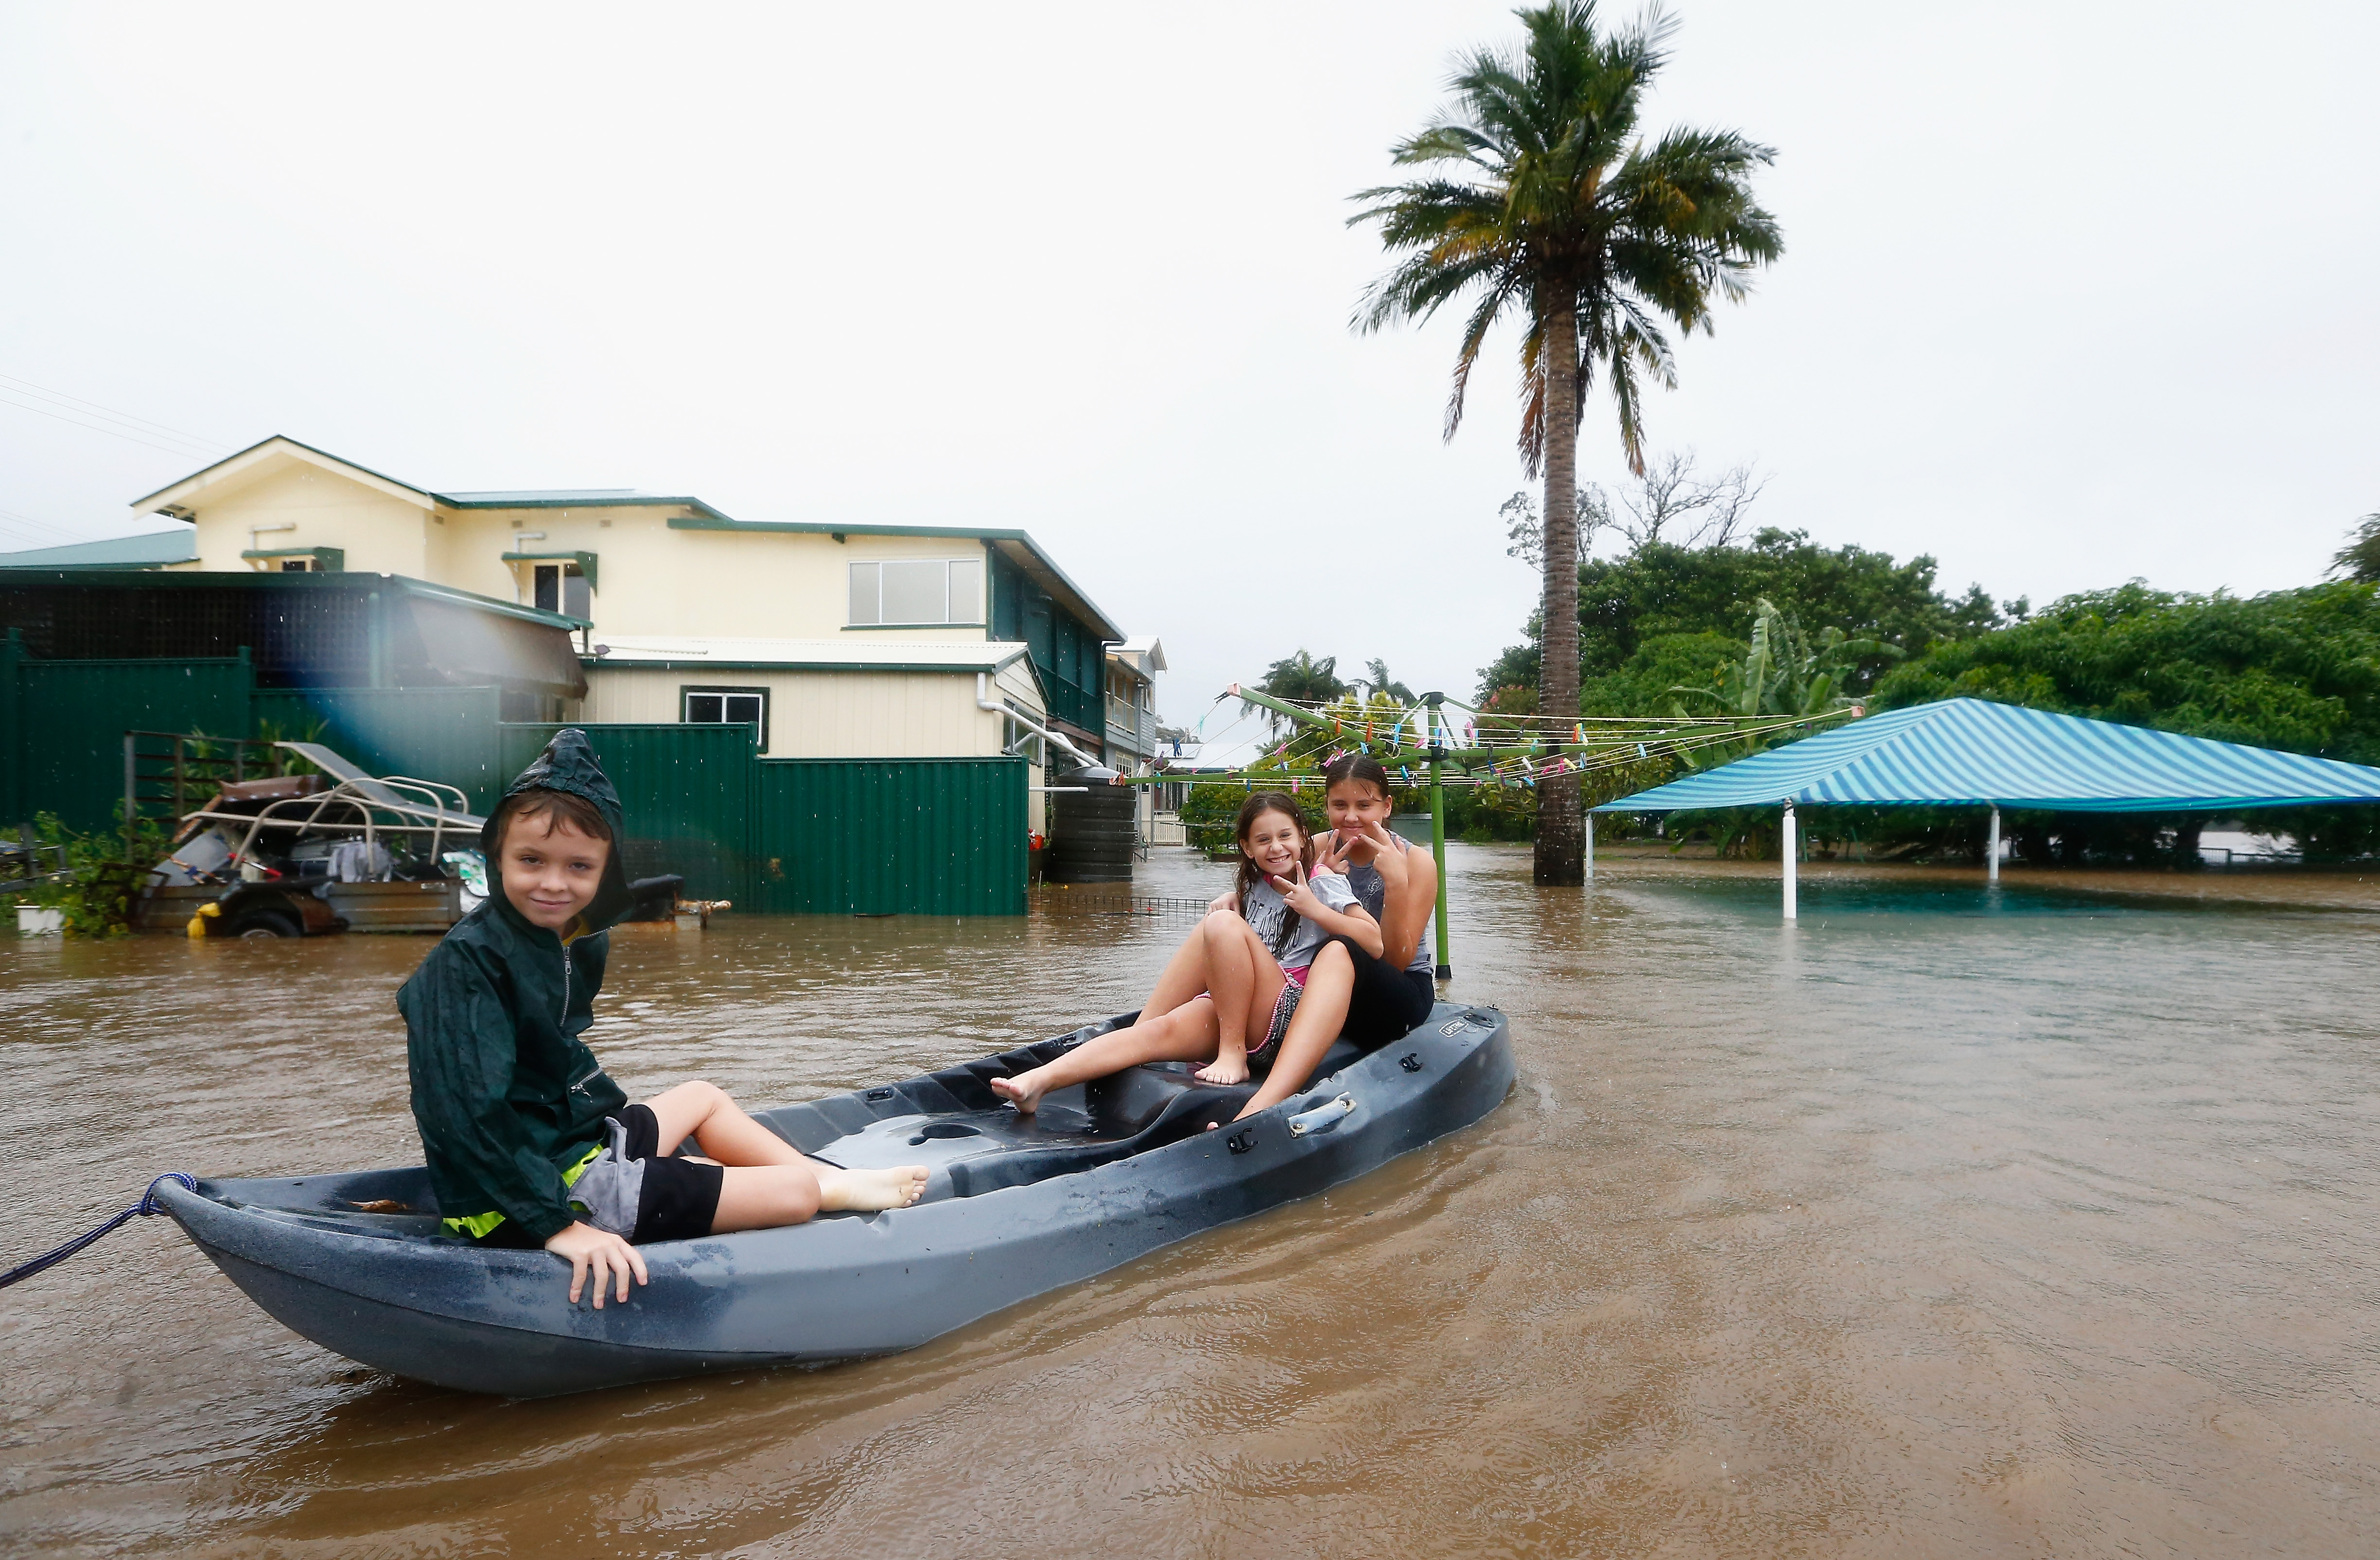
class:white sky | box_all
[3,2,2375,728]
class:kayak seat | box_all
[753,1017,1376,1201]
[944,1085,1254,1198]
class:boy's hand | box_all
[545,1220,648,1308]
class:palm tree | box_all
[1353,1,1781,884]
[1255,649,1349,733]
[1360,658,1418,705]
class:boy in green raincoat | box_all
[401,730,928,1308]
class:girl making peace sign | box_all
[992,791,1381,1119]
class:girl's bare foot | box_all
[1194,1052,1249,1086]
[990,1070,1048,1114]
[816,1164,930,1212]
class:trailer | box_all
[140,742,485,938]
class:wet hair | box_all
[493,787,612,853]
[1232,791,1314,958]
[1324,753,1392,801]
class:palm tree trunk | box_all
[1535,300,1584,885]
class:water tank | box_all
[1047,765,1136,883]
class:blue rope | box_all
[0,1174,195,1290]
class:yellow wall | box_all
[458,517,989,641]
[580,665,1032,758]
[180,455,434,577]
[173,455,994,643]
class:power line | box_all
[0,371,226,453]
[0,506,83,546]
[0,389,220,462]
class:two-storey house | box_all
[127,436,1136,803]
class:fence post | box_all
[123,731,138,863]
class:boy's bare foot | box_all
[990,1069,1048,1114]
[817,1164,930,1213]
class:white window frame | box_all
[532,561,591,620]
[681,685,770,748]
[847,557,986,627]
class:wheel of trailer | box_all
[225,907,302,939]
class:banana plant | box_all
[1666,598,1900,765]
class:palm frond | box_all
[1446,277,1524,442]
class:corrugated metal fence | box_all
[500,723,756,903]
[0,636,1030,916]
[754,758,1026,916]
[257,687,509,812]
[0,638,254,834]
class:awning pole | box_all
[1782,800,1798,920]
[1585,811,1595,880]
[1987,805,2000,883]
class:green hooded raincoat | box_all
[399,730,638,1241]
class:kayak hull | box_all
[158,1002,1513,1397]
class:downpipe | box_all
[977,674,1100,769]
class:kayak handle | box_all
[1288,1094,1356,1138]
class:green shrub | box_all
[23,810,172,937]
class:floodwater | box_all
[3,847,2378,1558]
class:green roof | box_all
[0,530,196,569]
[0,566,587,630]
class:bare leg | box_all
[1202,911,1262,1057]
[990,1001,1224,1113]
[645,1080,805,1167]
[1198,914,1289,1084]
[710,1161,927,1230]
[643,1080,927,1228]
[1140,919,1222,1020]
[1236,940,1354,1120]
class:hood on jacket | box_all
[480,728,634,934]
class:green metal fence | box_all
[499,722,757,901]
[0,636,256,834]
[256,687,508,811]
[0,633,1030,914]
[753,757,1026,916]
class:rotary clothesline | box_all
[1147,685,1851,790]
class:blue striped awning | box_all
[1595,698,2380,813]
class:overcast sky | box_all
[3,2,2375,729]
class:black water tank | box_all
[1047,765,1136,883]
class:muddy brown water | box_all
[3,846,2377,1557]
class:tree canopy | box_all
[1480,526,2004,705]
[1872,580,2380,762]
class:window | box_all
[682,686,769,748]
[847,557,985,625]
[533,563,590,619]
